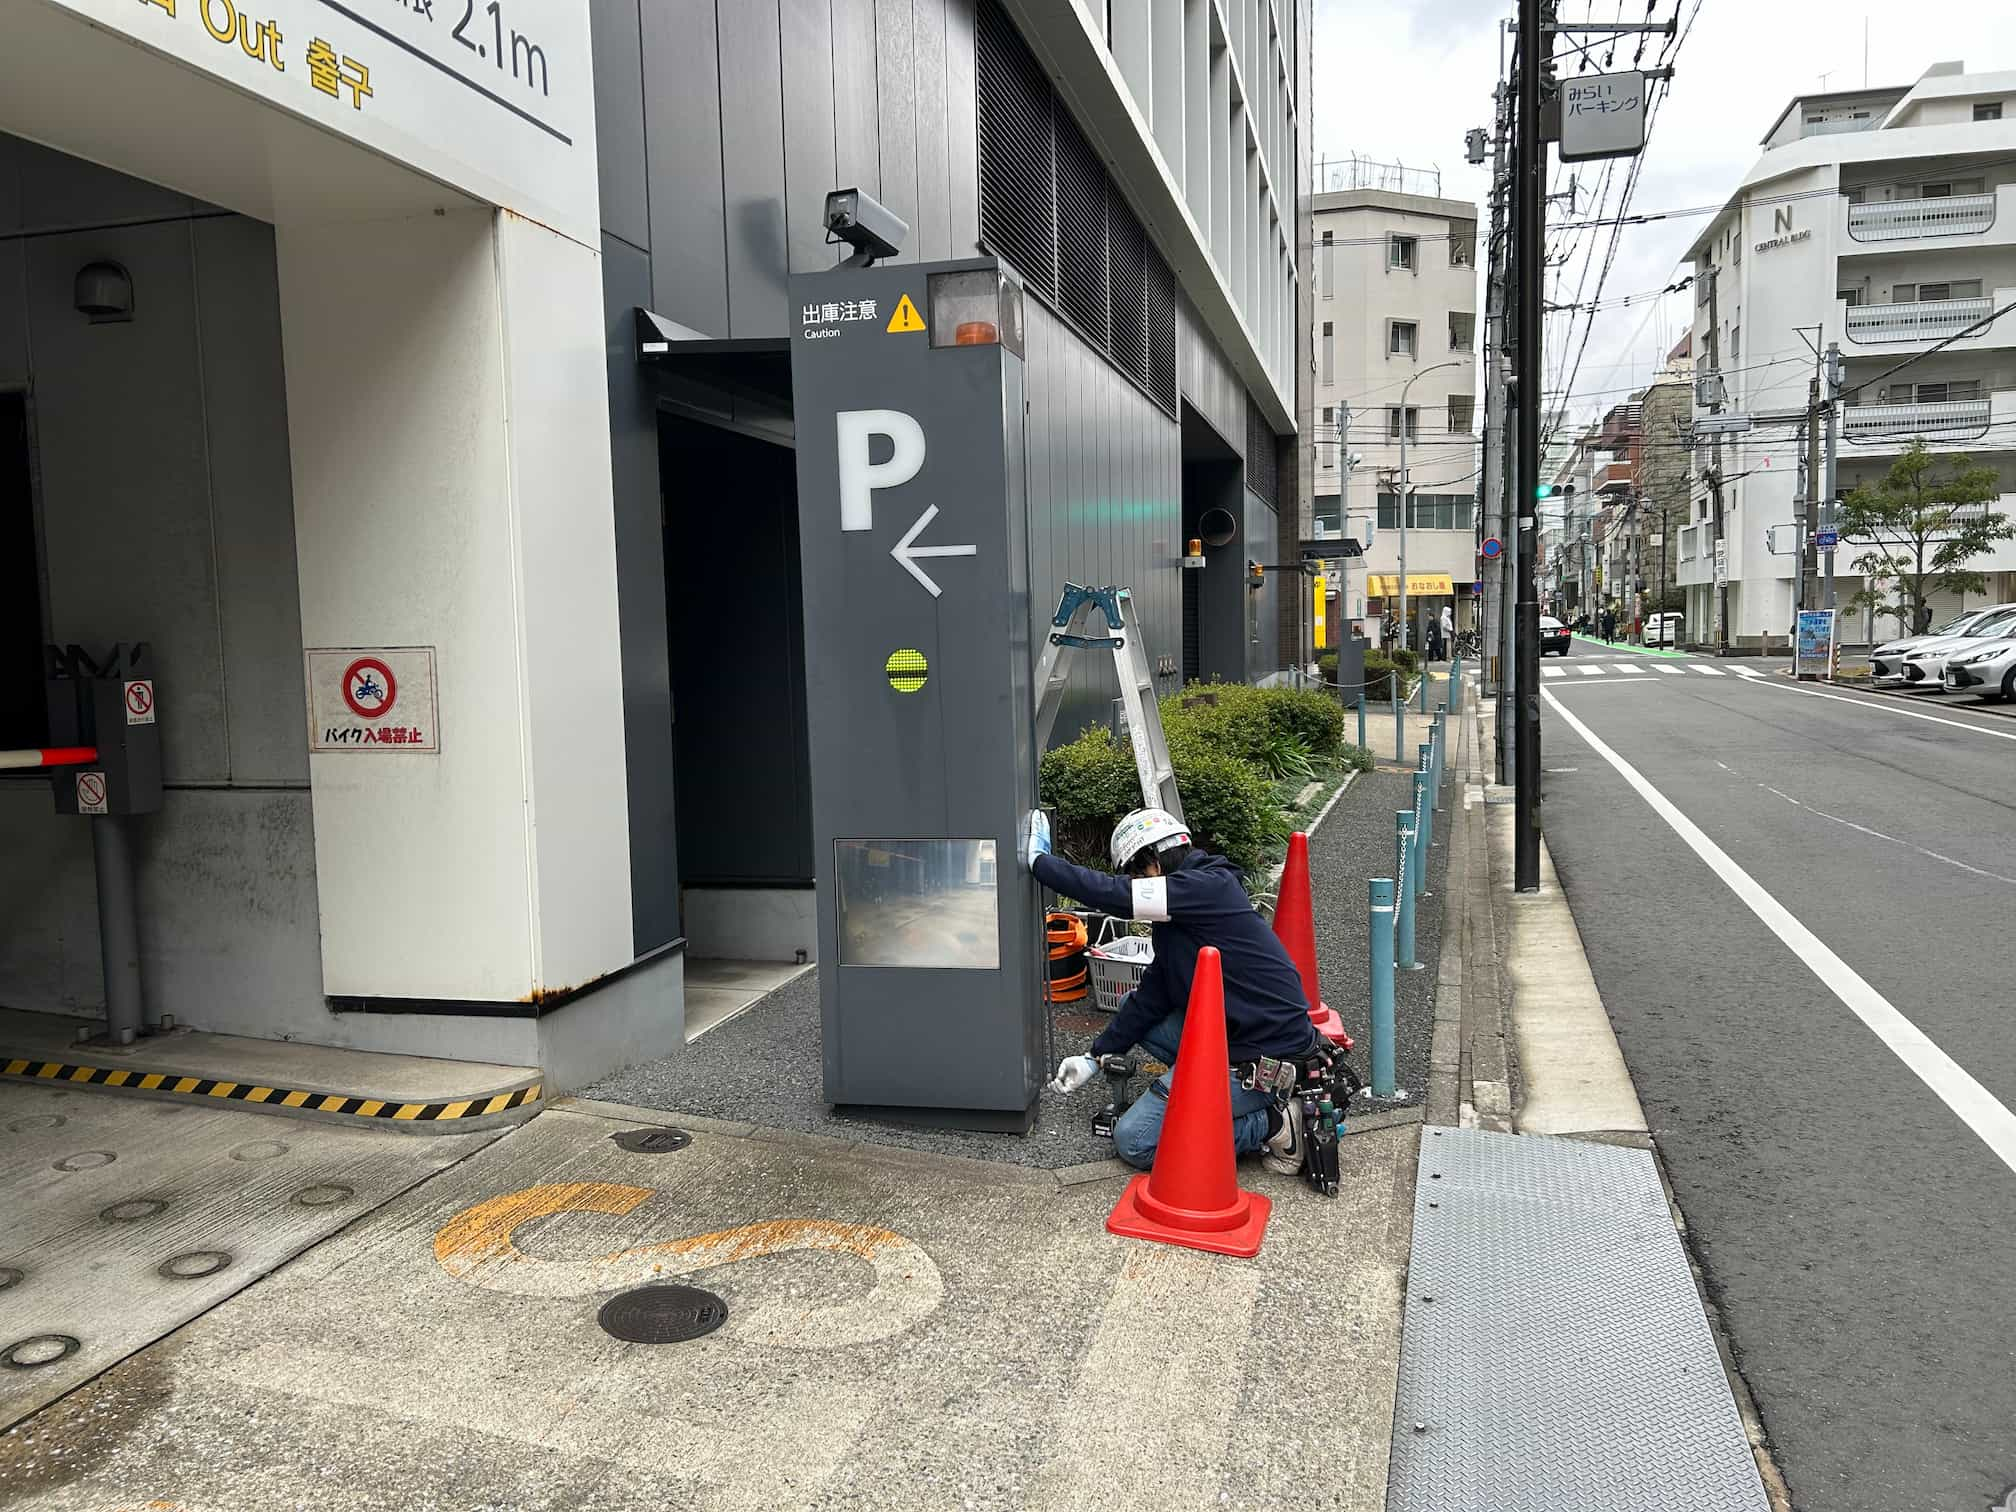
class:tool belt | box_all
[1235,1054,1303,1096]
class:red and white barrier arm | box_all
[0,747,99,772]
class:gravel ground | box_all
[588,764,1453,1164]
[1305,767,1450,1110]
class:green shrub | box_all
[1362,653,1404,701]
[1338,743,1374,774]
[1386,646,1421,673]
[1256,685,1346,757]
[1036,727,1140,865]
[1316,650,1339,683]
[1165,728,1288,872]
[1038,721,1285,876]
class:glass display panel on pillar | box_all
[835,840,1002,969]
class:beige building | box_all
[1309,170,1480,647]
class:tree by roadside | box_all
[1839,440,2012,634]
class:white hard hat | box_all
[1109,808,1190,872]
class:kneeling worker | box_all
[1022,807,1318,1173]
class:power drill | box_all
[1090,1054,1138,1137]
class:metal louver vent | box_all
[1246,396,1278,506]
[1054,109,1109,348]
[977,0,1055,301]
[976,0,1177,418]
[1107,190,1148,386]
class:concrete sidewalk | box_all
[2,1101,1419,1512]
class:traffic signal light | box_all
[1535,483,1579,501]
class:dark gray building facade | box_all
[594,0,1313,965]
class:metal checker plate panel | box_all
[1387,1128,1768,1512]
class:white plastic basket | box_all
[1087,934,1154,1015]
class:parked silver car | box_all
[1874,605,2016,685]
[1942,623,2016,700]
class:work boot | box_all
[1263,1101,1305,1177]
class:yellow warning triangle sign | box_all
[886,294,927,333]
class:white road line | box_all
[1546,688,2016,1179]
[1747,677,2016,743]
[1654,664,1685,676]
[1578,663,1606,676]
[1611,663,1648,675]
[1759,785,2016,888]
[1543,666,1566,679]
[1692,665,1726,676]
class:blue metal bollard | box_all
[1419,665,1430,712]
[1431,712,1446,810]
[1450,656,1462,712]
[1370,876,1399,1090]
[1412,771,1432,898]
[1416,756,1435,857]
[1394,687,1404,767]
[1357,690,1367,752]
[1394,817,1420,975]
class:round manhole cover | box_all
[610,1128,691,1154]
[291,1183,354,1209]
[3,1335,79,1370]
[0,1268,23,1292]
[6,1114,64,1133]
[53,1151,116,1172]
[157,1251,232,1281]
[100,1198,169,1223]
[229,1139,290,1162]
[597,1285,728,1344]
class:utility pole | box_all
[1823,342,1841,609]
[1513,0,1544,892]
[1802,366,1820,614]
[1706,263,1728,652]
[1479,78,1510,725]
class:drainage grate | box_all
[597,1285,728,1345]
[610,1127,691,1154]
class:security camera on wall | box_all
[825,188,909,267]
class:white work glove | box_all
[1049,1054,1097,1094]
[1021,809,1053,872]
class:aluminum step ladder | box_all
[1032,584,1184,824]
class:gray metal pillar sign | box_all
[788,257,1041,1129]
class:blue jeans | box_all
[1110,1012,1273,1171]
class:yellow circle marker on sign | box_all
[885,648,929,693]
[886,293,927,333]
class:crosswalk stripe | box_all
[1654,664,1685,675]
[1612,663,1648,674]
[1578,663,1605,676]
[1543,666,1566,679]
[1692,665,1725,676]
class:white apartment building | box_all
[1309,176,1481,644]
[1683,62,2016,645]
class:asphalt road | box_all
[1537,664,2016,1512]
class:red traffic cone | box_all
[1106,947,1272,1258]
[1274,832,1352,1050]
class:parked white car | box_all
[1942,623,2016,701]
[1642,612,1684,648]
[1899,611,2016,687]
[1870,604,2016,681]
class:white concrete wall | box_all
[0,137,328,1037]
[279,210,633,1003]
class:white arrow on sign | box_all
[891,505,977,598]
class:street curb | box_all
[1809,674,2016,720]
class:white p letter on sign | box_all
[836,409,926,532]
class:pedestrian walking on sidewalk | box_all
[1021,808,1318,1174]
[1600,607,1616,643]
[1439,605,1454,661]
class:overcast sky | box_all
[1311,0,2016,425]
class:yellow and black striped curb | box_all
[2,1057,541,1124]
